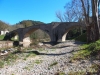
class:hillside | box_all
[0,20,50,41]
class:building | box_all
[0,29,9,35]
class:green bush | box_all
[72,39,100,60]
[0,35,5,40]
[75,33,87,42]
[0,60,4,68]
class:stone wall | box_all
[0,41,13,48]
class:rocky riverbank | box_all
[0,41,99,75]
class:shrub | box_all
[75,33,87,42]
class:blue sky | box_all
[0,0,70,25]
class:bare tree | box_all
[56,0,100,43]
[80,0,92,42]
[56,0,83,22]
[56,11,64,22]
[80,0,100,42]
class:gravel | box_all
[0,41,98,75]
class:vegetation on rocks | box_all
[72,40,100,60]
[0,47,39,68]
[75,33,87,42]
[49,61,58,67]
[70,40,100,74]
[68,71,86,75]
[0,35,5,40]
[0,53,18,67]
[34,60,42,64]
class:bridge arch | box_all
[3,22,86,44]
[23,28,51,43]
[3,29,21,41]
[61,25,85,42]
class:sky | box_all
[0,0,70,25]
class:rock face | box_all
[0,50,8,56]
[0,41,98,75]
[38,42,43,46]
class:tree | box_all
[0,20,10,30]
[56,0,83,22]
[99,1,100,17]
[56,11,64,22]
[19,20,44,27]
[80,0,100,43]
[57,0,100,43]
[56,1,84,39]
[19,20,33,27]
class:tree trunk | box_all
[92,16,99,41]
[81,0,99,43]
[91,0,99,41]
[86,26,91,43]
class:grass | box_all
[23,51,37,60]
[34,60,42,64]
[49,61,58,67]
[68,71,86,75]
[0,53,18,67]
[4,54,17,61]
[72,39,100,60]
[70,40,100,75]
[11,35,19,41]
[30,39,39,46]
[0,35,5,40]
[68,69,98,75]
[0,60,4,68]
[48,61,58,70]
[0,49,38,68]
[89,64,100,71]
[59,72,66,75]
[23,66,30,71]
[68,65,100,75]
[0,35,18,41]
[55,71,65,75]
[38,48,44,51]
[72,49,91,60]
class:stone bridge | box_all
[4,22,85,43]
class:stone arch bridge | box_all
[4,22,85,43]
